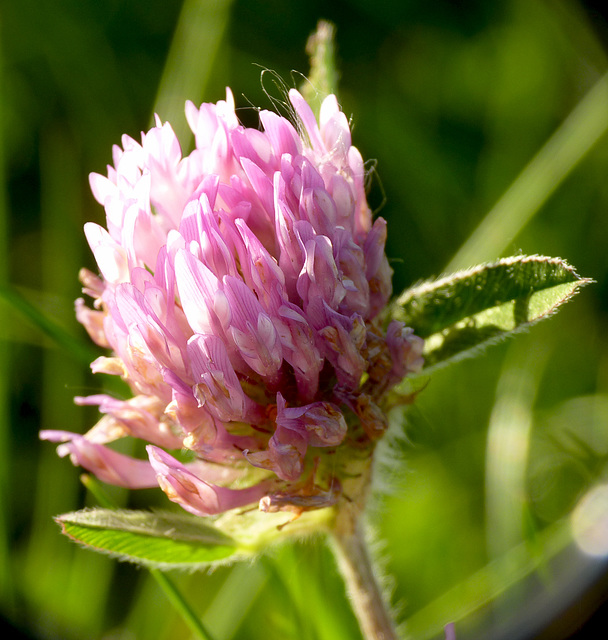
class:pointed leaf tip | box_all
[392,255,592,372]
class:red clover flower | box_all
[41,88,424,523]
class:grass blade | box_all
[447,71,608,272]
[152,0,236,143]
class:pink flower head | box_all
[41,87,423,519]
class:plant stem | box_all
[331,518,399,640]
[151,569,217,640]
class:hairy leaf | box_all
[56,509,241,569]
[392,255,592,372]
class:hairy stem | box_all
[331,516,399,640]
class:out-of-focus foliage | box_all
[2,1,608,639]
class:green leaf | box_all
[392,255,592,372]
[56,509,242,569]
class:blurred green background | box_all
[2,0,608,638]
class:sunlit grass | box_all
[152,0,236,144]
[446,70,608,272]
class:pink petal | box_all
[40,431,158,488]
[84,222,129,284]
[147,446,268,516]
